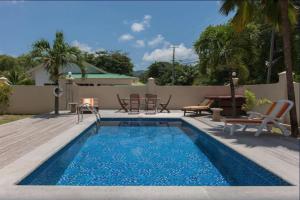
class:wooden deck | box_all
[0,114,79,169]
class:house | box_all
[28,62,138,86]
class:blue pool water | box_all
[19,118,290,186]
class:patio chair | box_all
[145,93,158,113]
[116,94,128,112]
[223,100,294,136]
[129,93,140,113]
[159,95,172,113]
[182,98,214,116]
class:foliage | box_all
[220,0,300,136]
[219,0,298,32]
[31,31,85,114]
[194,24,252,85]
[0,53,39,71]
[83,51,134,75]
[0,55,17,71]
[2,67,34,85]
[141,61,199,85]
[0,54,38,85]
[242,89,272,112]
[31,31,85,84]
[0,83,12,114]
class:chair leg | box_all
[275,122,291,136]
[255,121,267,136]
[266,125,272,132]
[230,124,236,135]
[242,125,248,132]
[223,122,227,133]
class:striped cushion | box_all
[266,101,290,118]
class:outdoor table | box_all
[206,95,245,116]
[68,102,78,113]
[211,108,224,122]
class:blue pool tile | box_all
[19,118,291,186]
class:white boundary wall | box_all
[5,72,300,125]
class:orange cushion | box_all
[224,118,274,124]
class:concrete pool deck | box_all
[0,110,298,200]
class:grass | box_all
[0,115,32,125]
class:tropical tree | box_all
[194,24,250,85]
[3,67,34,85]
[141,62,199,85]
[83,50,134,75]
[31,31,85,115]
[220,0,299,137]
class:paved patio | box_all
[0,110,298,200]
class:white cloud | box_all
[148,34,165,47]
[142,43,198,62]
[71,40,104,53]
[134,40,145,48]
[71,40,93,53]
[119,33,134,42]
[131,15,152,32]
[131,23,145,32]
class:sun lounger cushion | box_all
[223,118,274,124]
[182,105,209,110]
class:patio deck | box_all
[0,113,82,169]
[0,110,298,200]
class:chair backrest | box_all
[130,93,140,104]
[81,98,98,107]
[117,94,124,105]
[200,98,214,107]
[265,100,294,119]
[145,93,157,104]
[165,95,172,105]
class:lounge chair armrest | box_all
[259,115,282,122]
[247,111,263,118]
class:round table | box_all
[211,108,224,121]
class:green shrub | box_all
[0,83,12,114]
[242,89,271,112]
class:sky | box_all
[0,0,232,70]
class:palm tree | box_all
[32,31,85,115]
[4,67,34,85]
[220,0,299,137]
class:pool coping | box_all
[0,115,298,200]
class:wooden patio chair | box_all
[159,95,172,113]
[145,93,158,113]
[129,93,140,113]
[116,94,128,112]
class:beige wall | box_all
[70,78,137,86]
[7,86,55,114]
[5,72,300,125]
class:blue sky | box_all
[0,0,232,70]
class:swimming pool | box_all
[19,118,290,186]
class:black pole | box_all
[230,72,236,117]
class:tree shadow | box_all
[203,124,300,152]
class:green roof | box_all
[71,73,136,79]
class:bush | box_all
[242,89,271,112]
[0,83,12,114]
